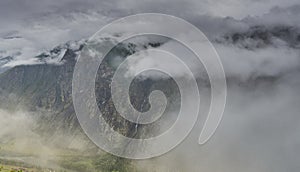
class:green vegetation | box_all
[0,164,43,172]
[0,134,137,172]
[0,146,136,172]
[60,154,136,172]
[94,154,135,172]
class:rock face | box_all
[0,47,79,138]
[0,37,179,148]
[218,26,300,49]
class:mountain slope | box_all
[0,36,176,141]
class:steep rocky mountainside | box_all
[0,47,80,142]
[0,37,179,146]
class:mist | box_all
[135,66,300,172]
[0,108,96,170]
[125,23,300,171]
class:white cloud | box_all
[216,44,300,81]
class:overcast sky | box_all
[1,0,300,20]
[1,0,300,67]
[1,0,300,41]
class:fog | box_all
[119,24,300,171]
[0,108,94,169]
[136,67,300,172]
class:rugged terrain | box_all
[0,24,300,171]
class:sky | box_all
[1,0,300,74]
[0,0,299,66]
[1,0,300,68]
[1,0,300,60]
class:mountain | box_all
[217,25,300,49]
[0,36,175,171]
[0,24,299,171]
[0,56,13,73]
[1,24,298,138]
[0,36,177,146]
